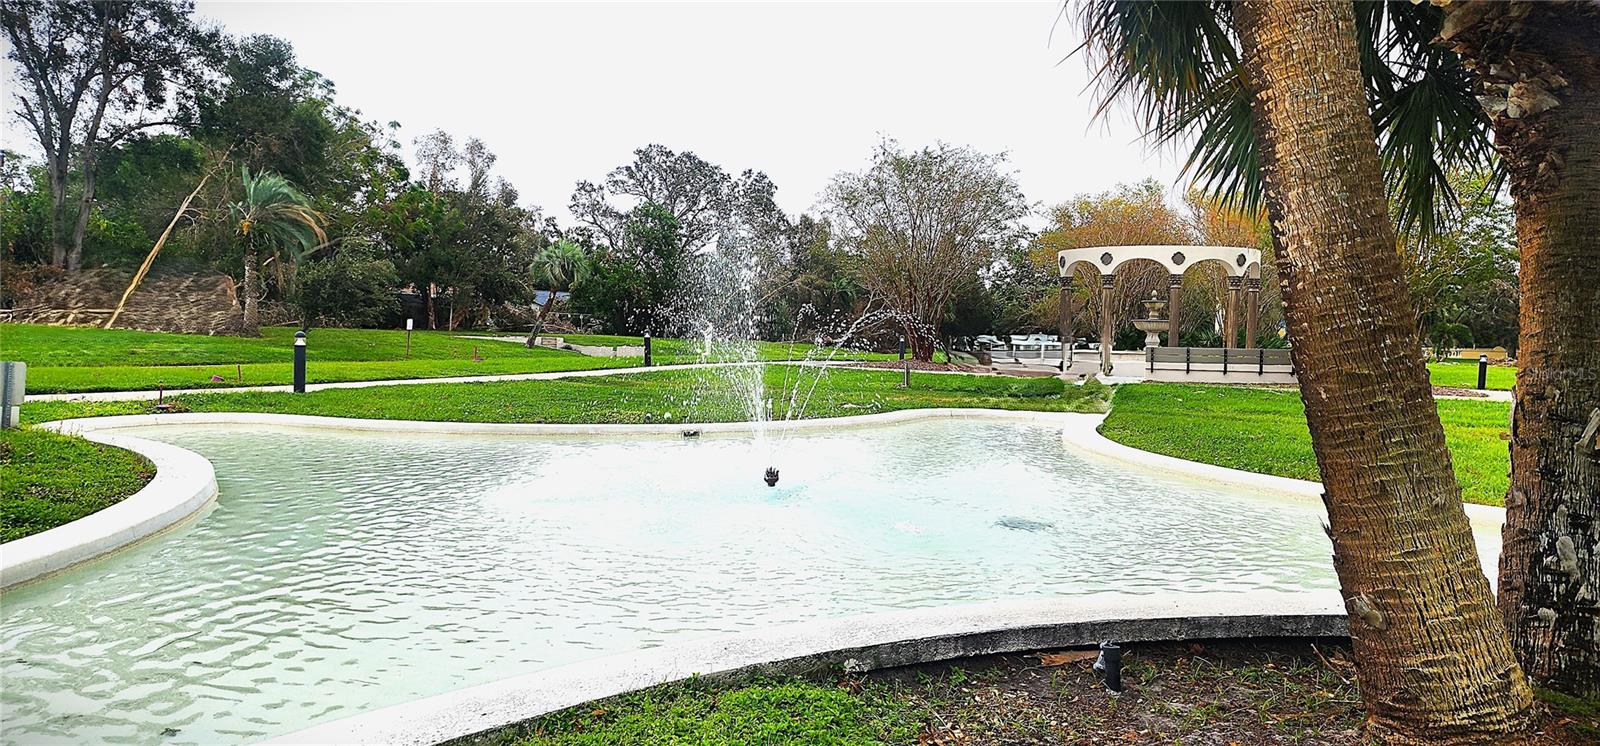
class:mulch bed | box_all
[856,639,1598,745]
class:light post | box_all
[293,331,307,393]
[643,331,653,367]
[1478,353,1489,391]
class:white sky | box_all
[17,1,1191,225]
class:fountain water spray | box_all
[667,224,899,486]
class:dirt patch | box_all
[858,639,1596,745]
[3,264,245,334]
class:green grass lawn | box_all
[1428,360,1515,391]
[0,324,895,394]
[0,427,156,543]
[1099,383,1511,505]
[21,366,1109,426]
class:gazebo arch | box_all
[1057,245,1263,375]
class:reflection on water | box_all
[1,419,1334,744]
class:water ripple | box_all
[2,420,1335,744]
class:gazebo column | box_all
[1244,277,1261,349]
[1099,273,1115,376]
[1058,277,1075,370]
[1224,276,1243,349]
[1167,274,1182,348]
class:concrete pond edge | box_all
[0,426,218,590]
[270,591,1348,746]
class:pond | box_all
[2,417,1345,744]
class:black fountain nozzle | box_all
[763,467,780,487]
[1093,641,1123,693]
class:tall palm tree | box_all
[1078,0,1600,698]
[230,167,326,334]
[1079,0,1535,739]
[524,239,589,347]
[1435,1,1600,699]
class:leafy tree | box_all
[2,0,220,270]
[229,168,326,333]
[569,203,684,334]
[523,240,589,345]
[570,144,786,255]
[821,140,1028,361]
[293,247,399,329]
[1034,179,1195,346]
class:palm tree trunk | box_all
[1440,1,1600,698]
[241,248,260,335]
[1232,1,1535,741]
[524,296,554,347]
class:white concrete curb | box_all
[0,426,218,590]
[268,591,1346,746]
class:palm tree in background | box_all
[1075,0,1536,738]
[524,239,590,347]
[230,168,326,334]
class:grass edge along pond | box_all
[1100,383,1511,506]
[0,427,155,543]
[20,367,1107,426]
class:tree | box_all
[569,144,786,255]
[1437,0,1600,698]
[230,168,326,333]
[821,140,1028,361]
[1079,0,1536,739]
[293,247,399,329]
[1033,179,1196,346]
[2,0,219,270]
[524,240,589,345]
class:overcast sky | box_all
[75,2,1190,224]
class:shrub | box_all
[294,251,401,328]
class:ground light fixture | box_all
[1094,641,1123,693]
[293,331,307,393]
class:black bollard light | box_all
[899,336,906,361]
[293,331,307,393]
[643,331,653,367]
[1477,353,1488,390]
[1093,641,1123,693]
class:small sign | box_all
[406,319,414,331]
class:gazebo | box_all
[1058,245,1263,375]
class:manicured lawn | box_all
[1428,360,1514,391]
[1,324,894,394]
[21,367,1109,426]
[0,427,155,543]
[1099,383,1511,505]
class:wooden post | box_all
[1167,274,1182,348]
[1245,278,1261,349]
[1099,274,1116,376]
